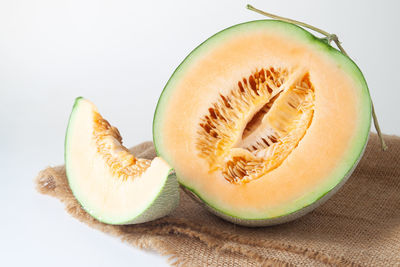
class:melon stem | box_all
[246,4,388,151]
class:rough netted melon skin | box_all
[153,20,371,226]
[66,97,179,225]
[116,171,180,225]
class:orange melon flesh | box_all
[153,20,371,224]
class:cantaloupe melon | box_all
[65,97,179,225]
[153,20,371,226]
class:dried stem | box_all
[246,4,387,151]
[246,4,330,36]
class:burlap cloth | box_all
[35,133,400,266]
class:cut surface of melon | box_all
[65,97,179,225]
[153,20,371,226]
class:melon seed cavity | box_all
[196,67,315,184]
[93,112,151,179]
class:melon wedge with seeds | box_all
[153,20,371,226]
[65,97,179,225]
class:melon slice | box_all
[153,20,371,226]
[65,97,179,225]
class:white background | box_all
[1,0,399,266]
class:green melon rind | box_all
[121,170,180,224]
[153,20,371,225]
[65,97,180,225]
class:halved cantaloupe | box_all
[65,97,179,224]
[153,20,371,226]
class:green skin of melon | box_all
[153,20,371,226]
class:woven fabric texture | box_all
[35,134,400,266]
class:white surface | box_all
[1,0,399,266]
